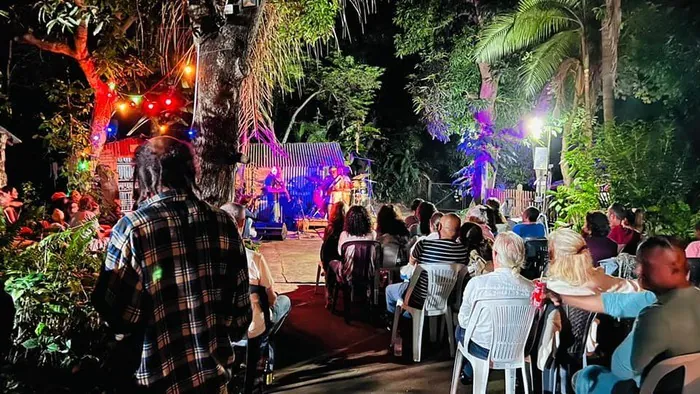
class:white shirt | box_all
[409,232,439,255]
[458,268,534,349]
[245,248,276,338]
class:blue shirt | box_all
[602,291,657,383]
[512,223,546,239]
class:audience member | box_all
[70,190,82,205]
[466,205,495,241]
[2,185,23,210]
[608,203,640,254]
[92,136,251,392]
[459,222,493,276]
[320,202,346,306]
[386,214,467,315]
[583,211,619,266]
[484,198,506,234]
[512,206,546,239]
[685,221,700,258]
[552,236,700,393]
[330,205,376,286]
[455,232,534,385]
[0,189,18,224]
[409,201,437,237]
[404,198,423,229]
[408,212,443,253]
[49,208,68,231]
[546,228,640,295]
[376,204,411,267]
[221,203,291,339]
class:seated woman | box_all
[459,222,493,276]
[320,202,346,306]
[583,211,618,266]
[330,205,376,285]
[375,204,410,268]
[48,208,68,232]
[545,228,640,295]
[465,205,495,242]
[538,228,640,385]
[408,201,436,237]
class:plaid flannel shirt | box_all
[92,190,251,393]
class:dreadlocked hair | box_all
[134,136,199,203]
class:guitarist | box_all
[323,166,351,214]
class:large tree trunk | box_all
[188,2,264,206]
[601,0,621,125]
[477,62,498,196]
[580,34,593,144]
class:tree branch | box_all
[282,89,323,143]
[118,15,138,35]
[18,33,75,58]
[74,22,89,59]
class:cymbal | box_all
[352,174,370,180]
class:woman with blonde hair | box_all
[546,228,639,295]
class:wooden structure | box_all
[240,142,347,220]
[99,138,145,213]
[0,126,22,188]
[485,187,536,218]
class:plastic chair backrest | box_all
[404,263,461,313]
[450,265,472,312]
[378,235,408,268]
[688,258,700,287]
[640,352,700,394]
[617,253,637,280]
[598,257,619,276]
[464,298,537,369]
[340,240,382,286]
[522,238,549,280]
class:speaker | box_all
[255,222,287,241]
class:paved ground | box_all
[258,233,508,393]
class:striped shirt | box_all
[411,238,469,265]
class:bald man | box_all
[387,213,468,316]
[549,236,700,393]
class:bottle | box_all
[393,336,403,357]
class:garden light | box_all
[525,116,544,139]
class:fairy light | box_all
[117,101,129,113]
[183,64,195,76]
[159,125,168,133]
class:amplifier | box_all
[254,222,287,241]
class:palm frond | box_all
[520,29,580,97]
[475,6,576,63]
[518,0,582,14]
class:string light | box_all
[92,135,100,142]
[187,129,197,139]
[164,97,173,106]
[159,125,168,133]
[129,95,143,105]
[117,102,129,113]
[183,64,195,76]
[108,81,116,91]
[77,160,90,172]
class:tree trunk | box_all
[601,0,621,125]
[188,3,264,206]
[477,62,498,196]
[560,93,580,186]
[580,33,593,145]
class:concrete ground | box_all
[258,232,508,393]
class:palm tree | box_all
[601,0,621,125]
[474,0,593,134]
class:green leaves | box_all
[520,30,579,97]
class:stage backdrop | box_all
[240,142,347,218]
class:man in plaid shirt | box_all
[93,136,251,393]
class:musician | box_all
[323,166,351,213]
[263,166,289,223]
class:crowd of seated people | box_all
[317,196,700,393]
[0,185,123,251]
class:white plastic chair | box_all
[640,353,700,394]
[449,298,537,394]
[390,263,462,362]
